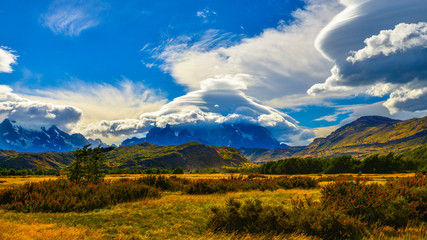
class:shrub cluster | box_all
[0,168,59,176]
[186,175,318,195]
[209,174,427,240]
[209,198,366,240]
[0,179,160,212]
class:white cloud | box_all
[20,79,167,135]
[0,46,18,73]
[83,76,311,145]
[308,0,427,116]
[310,0,427,90]
[347,22,427,63]
[42,0,108,36]
[152,0,342,102]
[0,85,82,130]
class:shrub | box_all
[321,178,419,227]
[209,197,366,240]
[185,176,318,195]
[0,179,160,212]
[137,175,188,191]
[172,167,185,174]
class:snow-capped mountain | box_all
[121,123,282,149]
[0,119,106,152]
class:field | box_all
[0,173,425,240]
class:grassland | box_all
[0,173,425,240]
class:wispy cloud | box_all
[41,0,108,36]
[196,9,217,23]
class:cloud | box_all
[19,79,167,135]
[42,0,108,36]
[83,76,311,145]
[308,0,427,115]
[0,46,18,73]
[0,85,82,130]
[151,0,342,102]
[196,9,217,21]
[347,22,427,63]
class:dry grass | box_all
[0,173,423,239]
[0,219,104,240]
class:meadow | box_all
[0,173,425,240]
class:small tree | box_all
[67,145,106,184]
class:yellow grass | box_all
[0,220,104,240]
[0,173,423,239]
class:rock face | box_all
[121,123,281,149]
[295,115,427,158]
[0,119,106,152]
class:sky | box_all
[1,0,427,146]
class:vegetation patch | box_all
[186,175,318,195]
[208,174,427,240]
[0,179,160,212]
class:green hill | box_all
[296,116,427,158]
[0,142,250,170]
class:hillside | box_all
[296,116,427,158]
[0,142,250,170]
[239,146,305,163]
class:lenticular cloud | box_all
[308,0,427,114]
[84,76,312,144]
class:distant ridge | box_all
[295,115,427,158]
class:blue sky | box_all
[1,0,427,145]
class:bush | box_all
[321,177,421,227]
[186,176,318,195]
[0,179,160,212]
[172,167,185,174]
[209,197,366,240]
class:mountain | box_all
[0,119,107,153]
[239,146,305,163]
[295,115,427,158]
[0,141,251,170]
[121,123,281,149]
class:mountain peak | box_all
[353,116,400,125]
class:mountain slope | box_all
[0,142,250,170]
[239,146,305,163]
[121,123,281,149]
[296,116,427,158]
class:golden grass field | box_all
[0,173,425,240]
